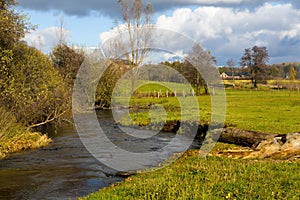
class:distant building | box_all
[285,73,289,79]
[220,72,229,79]
[220,72,241,80]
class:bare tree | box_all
[116,0,153,92]
[227,58,235,85]
[56,15,67,45]
[185,43,216,95]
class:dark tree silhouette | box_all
[240,46,269,88]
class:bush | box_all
[0,43,69,127]
[50,44,85,88]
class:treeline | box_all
[269,62,300,79]
[219,62,300,80]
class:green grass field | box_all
[225,90,300,133]
[82,150,300,200]
[114,87,300,134]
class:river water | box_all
[0,110,200,199]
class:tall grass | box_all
[0,106,51,158]
[0,107,24,140]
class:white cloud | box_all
[99,24,126,43]
[24,27,71,52]
[155,3,300,64]
[46,0,300,65]
[19,0,300,65]
[163,50,187,61]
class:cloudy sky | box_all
[17,0,300,66]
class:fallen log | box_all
[211,127,286,148]
[215,132,300,160]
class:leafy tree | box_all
[0,0,70,128]
[289,66,297,80]
[218,66,229,74]
[0,0,34,49]
[87,0,154,109]
[161,45,217,95]
[269,65,283,79]
[240,46,269,88]
[50,44,85,88]
[227,58,235,83]
[95,60,130,108]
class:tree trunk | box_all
[203,85,209,94]
[196,84,200,96]
[211,127,284,147]
[254,79,257,88]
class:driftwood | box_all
[212,127,286,147]
[215,131,300,160]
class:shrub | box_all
[0,43,69,127]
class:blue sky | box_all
[22,10,113,47]
[17,0,300,66]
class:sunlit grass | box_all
[225,90,300,133]
[0,107,51,158]
[82,150,300,200]
[268,79,300,84]
[113,80,193,97]
[114,86,300,134]
[82,82,300,200]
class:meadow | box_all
[82,81,300,199]
[114,81,300,134]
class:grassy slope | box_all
[82,150,300,200]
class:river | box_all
[0,110,200,199]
